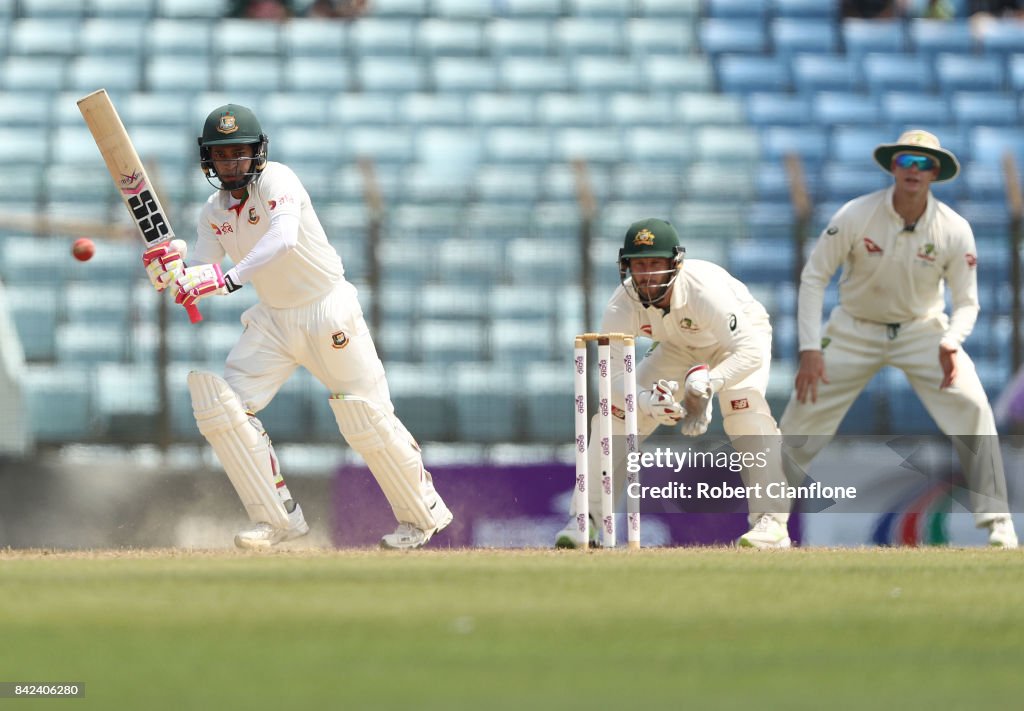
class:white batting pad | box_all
[188,371,290,528]
[722,390,790,524]
[329,395,448,531]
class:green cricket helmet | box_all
[618,218,685,306]
[198,104,269,191]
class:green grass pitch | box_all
[1,547,1021,710]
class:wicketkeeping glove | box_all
[142,239,187,292]
[639,379,686,426]
[175,263,228,309]
[680,364,716,437]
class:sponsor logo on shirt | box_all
[916,243,936,262]
[679,317,699,332]
[640,324,652,336]
[268,194,294,211]
[965,253,977,268]
[826,225,839,236]
[248,207,260,225]
[728,313,737,331]
[210,221,233,236]
[863,237,883,255]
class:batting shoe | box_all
[739,514,792,549]
[554,515,599,549]
[234,503,310,550]
[987,517,1018,549]
[380,502,454,550]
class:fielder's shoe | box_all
[234,503,310,550]
[554,515,599,549]
[987,516,1018,549]
[738,514,792,549]
[380,501,454,550]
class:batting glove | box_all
[639,379,685,426]
[175,263,229,308]
[680,364,715,437]
[142,239,186,292]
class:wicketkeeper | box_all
[556,218,792,549]
[141,104,453,550]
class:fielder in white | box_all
[780,129,1017,548]
[142,104,453,550]
[556,218,792,549]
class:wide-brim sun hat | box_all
[873,129,960,182]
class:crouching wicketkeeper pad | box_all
[721,388,790,525]
[330,395,447,531]
[189,371,291,528]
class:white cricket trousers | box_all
[780,306,1010,524]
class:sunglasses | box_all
[893,154,937,171]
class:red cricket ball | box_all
[72,238,95,262]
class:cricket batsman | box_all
[780,129,1017,548]
[142,104,453,549]
[556,218,792,549]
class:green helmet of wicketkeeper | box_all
[618,218,686,307]
[198,104,269,191]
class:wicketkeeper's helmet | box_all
[618,218,685,306]
[198,104,269,191]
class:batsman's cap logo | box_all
[217,112,239,134]
[633,228,656,247]
[331,330,350,349]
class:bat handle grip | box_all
[186,303,203,324]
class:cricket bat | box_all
[77,88,202,324]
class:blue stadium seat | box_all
[673,203,748,241]
[433,57,500,92]
[626,19,694,56]
[417,18,484,56]
[486,19,552,56]
[841,19,907,59]
[761,125,829,162]
[537,93,606,127]
[707,0,769,17]
[935,53,1005,94]
[357,57,427,91]
[349,126,416,164]
[687,162,755,201]
[962,164,1006,201]
[508,237,580,285]
[214,58,283,92]
[812,92,882,126]
[157,0,227,19]
[676,93,744,125]
[147,56,212,92]
[275,126,347,164]
[642,56,713,92]
[638,0,701,17]
[400,165,473,205]
[1,57,65,91]
[4,285,58,361]
[491,284,558,321]
[492,318,557,363]
[748,201,797,241]
[554,17,625,55]
[1012,55,1024,92]
[820,166,889,201]
[792,54,861,94]
[283,57,350,93]
[384,364,453,442]
[371,0,427,16]
[862,53,935,93]
[330,93,399,126]
[970,126,1024,164]
[79,18,146,57]
[431,0,491,18]
[485,127,553,164]
[9,18,79,55]
[571,57,642,92]
[419,320,488,364]
[908,18,973,59]
[0,126,49,164]
[831,126,892,167]
[555,128,624,164]
[772,0,837,17]
[623,127,694,165]
[542,164,613,204]
[717,55,791,94]
[400,93,468,126]
[24,365,95,441]
[745,93,812,126]
[952,91,1019,126]
[349,18,417,55]
[771,18,840,56]
[214,18,281,57]
[454,364,520,443]
[976,18,1024,57]
[569,0,635,17]
[608,92,676,126]
[468,93,535,126]
[89,0,155,18]
[880,91,953,126]
[501,57,571,92]
[524,362,574,443]
[151,19,212,54]
[57,322,127,364]
[728,238,795,283]
[611,164,682,202]
[699,19,769,55]
[281,19,347,57]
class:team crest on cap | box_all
[633,228,656,247]
[217,112,239,134]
